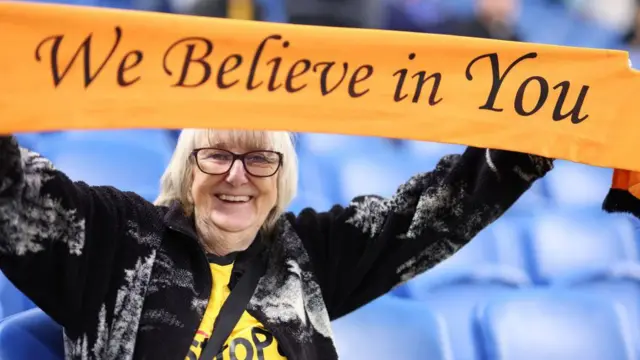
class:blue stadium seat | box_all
[336,149,409,202]
[0,308,63,360]
[46,130,176,155]
[0,273,35,320]
[296,150,342,206]
[544,161,613,210]
[331,295,453,360]
[399,217,530,297]
[395,219,531,360]
[526,212,640,355]
[36,139,170,202]
[400,140,466,172]
[526,211,638,284]
[556,277,640,357]
[297,133,398,159]
[297,134,400,204]
[474,290,635,360]
[411,284,524,360]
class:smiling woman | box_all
[0,129,555,360]
[156,129,297,255]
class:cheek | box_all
[191,172,214,204]
[265,179,278,205]
[255,178,278,207]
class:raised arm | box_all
[0,135,159,331]
[289,146,553,320]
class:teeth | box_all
[217,194,251,202]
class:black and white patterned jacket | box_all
[0,135,554,360]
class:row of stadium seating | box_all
[390,212,640,360]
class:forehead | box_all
[197,129,275,151]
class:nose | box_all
[225,159,249,186]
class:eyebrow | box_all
[205,142,272,151]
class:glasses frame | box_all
[191,147,284,178]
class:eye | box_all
[246,152,278,165]
[199,149,232,162]
[210,153,231,160]
[247,155,269,163]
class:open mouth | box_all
[215,194,253,204]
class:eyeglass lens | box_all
[196,149,280,176]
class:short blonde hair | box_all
[155,129,298,233]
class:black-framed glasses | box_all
[191,148,283,178]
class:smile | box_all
[215,194,253,203]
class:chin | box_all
[210,214,257,233]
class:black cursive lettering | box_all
[163,37,214,87]
[35,26,123,88]
[285,59,311,93]
[313,61,349,95]
[514,76,549,116]
[466,52,538,112]
[552,81,590,123]
[117,50,143,87]
[348,64,374,98]
[217,54,243,89]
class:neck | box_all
[195,216,258,257]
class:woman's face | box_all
[190,133,279,237]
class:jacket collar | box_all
[163,201,199,241]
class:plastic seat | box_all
[394,218,531,360]
[544,161,613,210]
[296,150,342,206]
[337,150,409,202]
[401,140,466,170]
[36,139,170,202]
[331,295,453,360]
[0,273,35,320]
[400,217,531,297]
[0,308,64,360]
[47,129,176,155]
[528,211,640,355]
[298,133,399,159]
[526,211,639,284]
[475,290,635,360]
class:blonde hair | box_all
[155,129,298,233]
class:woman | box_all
[0,129,554,360]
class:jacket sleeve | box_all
[602,169,640,218]
[0,135,157,331]
[290,146,553,320]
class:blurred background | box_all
[5,0,640,359]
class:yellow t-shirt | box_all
[186,255,287,360]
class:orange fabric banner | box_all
[1,2,639,170]
[612,169,640,199]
